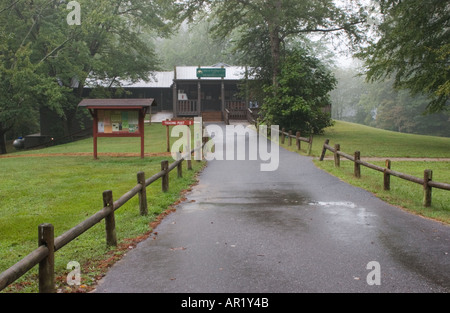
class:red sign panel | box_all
[162,120,194,126]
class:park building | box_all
[82,63,257,122]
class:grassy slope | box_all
[310,120,450,158]
[6,122,174,155]
[0,123,204,292]
[281,120,450,224]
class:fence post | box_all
[281,128,285,144]
[165,119,170,153]
[308,135,313,155]
[354,151,361,178]
[319,139,329,161]
[137,171,148,216]
[176,152,183,178]
[423,169,433,207]
[38,223,55,293]
[103,190,117,247]
[161,160,169,192]
[384,160,391,191]
[288,130,292,146]
[334,144,340,167]
[296,131,301,150]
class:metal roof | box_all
[121,71,175,88]
[84,72,174,89]
[82,65,250,89]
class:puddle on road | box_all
[308,201,357,209]
[307,200,378,227]
[248,189,310,206]
[186,188,311,207]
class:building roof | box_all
[121,71,175,88]
[82,64,250,89]
[84,72,174,89]
[78,98,157,110]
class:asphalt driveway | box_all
[94,123,449,293]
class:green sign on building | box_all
[196,67,226,78]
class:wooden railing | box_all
[246,108,257,126]
[0,144,205,293]
[226,101,246,110]
[280,128,314,155]
[177,100,198,115]
[225,101,247,120]
[224,109,230,125]
[319,139,450,207]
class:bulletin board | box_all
[97,110,141,134]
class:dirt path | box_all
[0,152,172,159]
[321,156,450,162]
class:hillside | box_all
[311,121,450,158]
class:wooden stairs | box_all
[201,111,223,122]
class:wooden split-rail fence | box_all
[0,142,206,293]
[319,139,450,207]
[280,128,313,155]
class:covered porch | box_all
[172,66,249,121]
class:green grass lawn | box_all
[6,122,193,155]
[308,120,450,158]
[0,122,204,293]
[279,120,450,224]
[314,159,450,224]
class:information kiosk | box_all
[78,99,156,159]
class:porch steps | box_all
[202,111,223,122]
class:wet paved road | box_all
[95,124,449,293]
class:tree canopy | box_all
[262,48,336,134]
[0,0,175,153]
[178,0,369,87]
[359,0,450,113]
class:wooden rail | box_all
[224,108,230,125]
[247,108,257,126]
[319,139,450,207]
[280,128,313,155]
[177,100,198,116]
[0,144,205,293]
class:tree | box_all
[330,66,368,120]
[176,1,370,134]
[0,0,71,153]
[155,20,242,69]
[359,0,450,113]
[179,0,369,88]
[262,48,336,134]
[0,0,175,153]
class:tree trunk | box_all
[268,25,281,88]
[0,127,7,155]
[267,0,282,89]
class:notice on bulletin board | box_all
[97,110,139,134]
